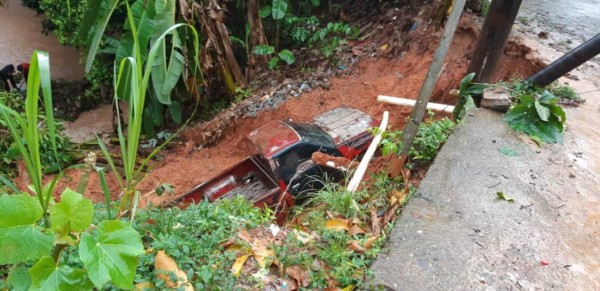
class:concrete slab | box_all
[370,109,600,290]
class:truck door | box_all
[276,144,342,203]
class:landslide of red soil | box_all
[47,14,543,205]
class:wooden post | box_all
[467,0,523,83]
[388,0,468,177]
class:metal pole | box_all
[467,0,523,83]
[527,33,600,87]
[389,0,468,177]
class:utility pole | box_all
[388,0,468,177]
[467,0,523,83]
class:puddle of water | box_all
[0,3,84,79]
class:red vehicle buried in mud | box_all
[176,107,377,221]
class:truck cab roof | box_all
[247,120,336,159]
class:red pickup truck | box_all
[176,107,377,221]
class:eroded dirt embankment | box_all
[47,14,545,204]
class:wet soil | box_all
[44,14,544,206]
[0,3,84,80]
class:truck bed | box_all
[177,156,280,206]
[313,106,375,144]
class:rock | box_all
[481,87,512,112]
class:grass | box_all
[129,169,410,290]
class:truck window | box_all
[277,144,320,182]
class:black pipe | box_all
[527,33,600,87]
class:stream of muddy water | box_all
[0,2,84,79]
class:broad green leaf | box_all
[7,266,31,291]
[466,84,486,95]
[253,44,275,55]
[259,5,272,18]
[504,93,565,144]
[0,194,54,264]
[550,104,566,123]
[84,0,120,72]
[79,220,144,289]
[459,72,476,92]
[160,32,185,99]
[496,191,514,202]
[168,101,182,124]
[534,100,550,121]
[49,188,93,234]
[278,49,295,65]
[382,142,398,156]
[268,57,280,70]
[29,256,93,291]
[272,0,288,20]
[539,90,558,104]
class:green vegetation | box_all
[134,197,273,289]
[0,91,75,180]
[452,74,574,145]
[21,0,360,134]
[452,72,485,121]
[379,112,456,164]
[494,79,570,144]
[0,190,144,290]
[504,90,566,145]
[0,50,62,213]
[0,51,144,291]
[87,1,200,218]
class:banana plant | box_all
[90,0,200,219]
[82,0,201,136]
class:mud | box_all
[46,13,545,206]
[0,3,84,80]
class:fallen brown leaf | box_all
[326,218,350,231]
[383,204,400,226]
[347,240,365,254]
[252,243,275,268]
[364,236,379,249]
[390,189,408,206]
[231,253,251,278]
[286,265,310,288]
[370,205,381,237]
[348,224,365,236]
[238,229,253,243]
[155,250,194,291]
[135,282,154,290]
[220,238,236,248]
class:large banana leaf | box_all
[150,0,185,105]
[116,0,157,63]
[82,0,119,73]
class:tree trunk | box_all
[193,0,246,99]
[246,0,269,69]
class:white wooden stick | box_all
[377,95,455,113]
[347,111,389,192]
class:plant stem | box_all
[51,243,68,263]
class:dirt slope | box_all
[48,14,542,205]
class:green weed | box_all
[134,197,273,289]
[378,112,455,164]
[504,91,565,144]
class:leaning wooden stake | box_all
[389,0,467,177]
[347,111,389,192]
